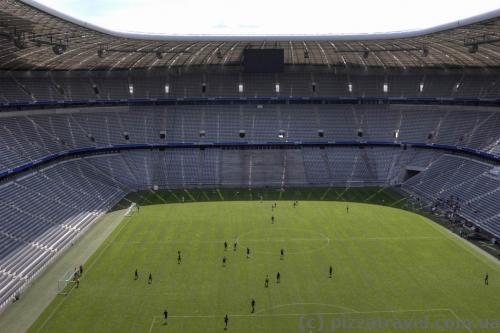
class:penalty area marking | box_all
[127,235,442,246]
[148,316,156,333]
[148,307,462,333]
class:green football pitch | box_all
[28,188,500,333]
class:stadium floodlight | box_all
[97,48,107,58]
[469,44,479,53]
[13,36,28,50]
[52,44,66,55]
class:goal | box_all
[125,202,138,217]
[57,270,77,295]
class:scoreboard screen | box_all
[243,49,284,73]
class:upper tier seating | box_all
[3,70,500,102]
[0,105,498,175]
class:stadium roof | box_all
[1,0,500,70]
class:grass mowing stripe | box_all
[167,189,181,202]
[364,186,386,202]
[320,187,332,200]
[28,191,500,333]
[151,190,167,204]
[216,189,224,200]
[184,189,196,201]
[201,190,210,201]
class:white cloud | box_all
[35,0,500,35]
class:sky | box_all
[33,0,500,35]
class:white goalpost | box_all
[57,270,77,295]
[125,202,138,217]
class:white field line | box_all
[127,235,443,245]
[148,307,453,320]
[446,308,475,333]
[417,216,500,270]
[148,316,156,333]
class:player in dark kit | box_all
[346,205,349,213]
[329,266,333,278]
[222,256,227,267]
[148,273,152,284]
[247,247,250,258]
[163,309,168,324]
[224,241,228,251]
[280,248,284,260]
[485,273,489,285]
[224,314,229,330]
[277,272,281,283]
[177,251,182,264]
[265,275,269,288]
[134,269,138,280]
[271,215,275,224]
[233,242,237,251]
[251,298,256,313]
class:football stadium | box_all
[0,1,499,332]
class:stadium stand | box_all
[0,158,125,308]
[0,0,499,314]
[0,105,498,176]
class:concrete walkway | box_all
[0,210,126,333]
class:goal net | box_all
[57,270,77,295]
[125,202,137,217]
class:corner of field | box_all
[0,209,128,333]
